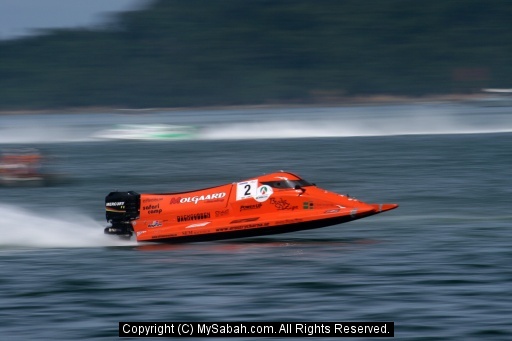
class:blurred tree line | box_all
[1,0,511,109]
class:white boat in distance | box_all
[93,124,197,141]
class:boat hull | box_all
[134,213,381,244]
[104,171,398,243]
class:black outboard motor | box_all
[104,191,140,237]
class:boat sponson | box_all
[143,209,388,244]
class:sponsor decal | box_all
[147,220,162,228]
[270,198,298,211]
[171,193,226,204]
[186,222,211,228]
[177,212,211,222]
[313,202,342,208]
[240,203,262,211]
[142,197,162,203]
[106,201,124,207]
[136,231,147,237]
[303,201,314,209]
[152,234,178,239]
[276,218,303,225]
[216,222,270,232]
[254,185,273,203]
[170,197,182,204]
[324,209,341,214]
[143,203,162,214]
[215,209,229,217]
[182,229,211,236]
[106,207,125,213]
[230,217,260,224]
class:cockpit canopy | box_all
[261,178,313,189]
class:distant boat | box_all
[475,88,512,106]
[92,124,197,141]
[0,148,68,187]
[482,88,512,93]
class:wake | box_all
[200,118,512,140]
[2,105,512,143]
[0,204,136,248]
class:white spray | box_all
[0,204,136,248]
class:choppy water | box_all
[1,103,511,340]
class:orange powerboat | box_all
[104,171,398,243]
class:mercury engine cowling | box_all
[104,191,140,237]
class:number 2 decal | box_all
[236,180,258,201]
